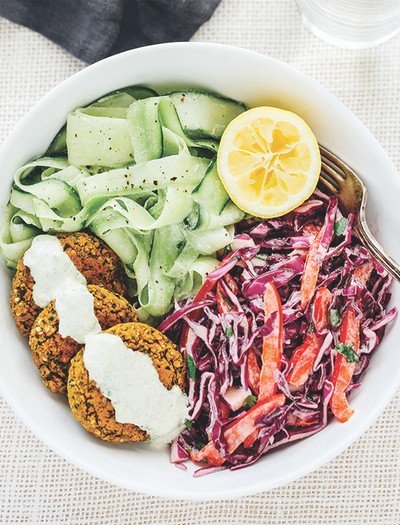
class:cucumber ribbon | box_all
[1,89,245,321]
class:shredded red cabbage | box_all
[161,190,397,475]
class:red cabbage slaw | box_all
[159,189,397,475]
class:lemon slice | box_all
[217,106,321,218]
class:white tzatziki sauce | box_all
[84,332,188,446]
[23,235,101,342]
[55,279,101,343]
[24,234,187,445]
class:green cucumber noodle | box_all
[0,87,247,322]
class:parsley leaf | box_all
[336,343,359,363]
[243,395,258,409]
[223,245,232,257]
[184,419,193,429]
[186,354,197,380]
[329,309,341,327]
[334,217,349,236]
[224,326,233,338]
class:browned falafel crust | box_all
[10,231,127,336]
[29,285,138,395]
[10,259,38,337]
[67,322,186,443]
[57,232,127,297]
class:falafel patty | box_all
[67,322,186,443]
[29,285,138,394]
[10,231,127,336]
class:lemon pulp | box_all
[217,107,321,218]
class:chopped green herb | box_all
[186,354,197,380]
[184,419,193,429]
[329,309,341,327]
[219,293,234,310]
[306,395,318,403]
[224,326,233,338]
[334,217,348,237]
[243,395,258,409]
[336,343,359,363]
[223,245,232,256]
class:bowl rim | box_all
[0,41,399,500]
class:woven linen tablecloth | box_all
[1,1,400,523]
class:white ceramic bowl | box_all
[0,43,399,500]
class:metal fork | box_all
[318,145,400,283]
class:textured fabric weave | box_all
[0,0,222,63]
[1,1,400,523]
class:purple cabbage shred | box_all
[159,189,397,475]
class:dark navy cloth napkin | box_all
[0,0,222,63]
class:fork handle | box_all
[356,222,400,283]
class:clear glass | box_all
[296,0,400,48]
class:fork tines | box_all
[319,145,346,192]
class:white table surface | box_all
[1,1,399,523]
